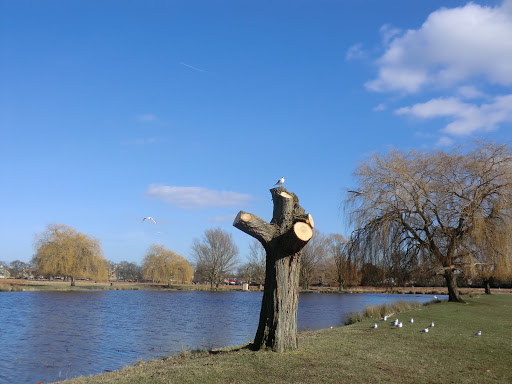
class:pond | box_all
[0,290,443,383]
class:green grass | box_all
[57,294,512,384]
[346,300,425,325]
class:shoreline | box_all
[1,278,510,295]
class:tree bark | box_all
[443,269,463,302]
[484,279,492,294]
[233,186,313,352]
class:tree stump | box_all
[233,186,313,352]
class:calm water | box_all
[0,290,443,384]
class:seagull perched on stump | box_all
[142,217,157,224]
[274,177,285,186]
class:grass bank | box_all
[58,294,511,384]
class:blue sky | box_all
[2,0,511,264]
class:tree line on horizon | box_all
[3,141,511,296]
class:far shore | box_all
[1,278,510,295]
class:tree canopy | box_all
[345,141,512,302]
[141,244,193,285]
[33,224,108,285]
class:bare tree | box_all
[325,234,347,291]
[345,142,512,302]
[191,228,239,288]
[8,260,29,279]
[238,240,266,285]
[300,230,328,289]
[116,261,142,282]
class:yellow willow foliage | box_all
[33,224,108,281]
[142,244,193,284]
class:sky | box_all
[1,0,512,265]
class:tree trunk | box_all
[70,276,76,287]
[484,279,492,294]
[255,249,301,351]
[443,269,463,302]
[233,186,313,352]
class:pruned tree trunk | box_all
[233,186,313,352]
[71,276,76,287]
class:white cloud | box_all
[456,86,486,100]
[137,114,158,122]
[366,1,512,93]
[146,184,254,209]
[207,214,237,223]
[373,103,387,112]
[363,1,512,141]
[436,136,455,147]
[379,24,401,46]
[395,94,512,135]
[346,43,365,60]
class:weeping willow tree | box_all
[464,196,512,294]
[345,141,512,302]
[33,224,108,285]
[141,244,193,285]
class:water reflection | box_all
[0,290,443,383]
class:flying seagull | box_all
[142,217,157,224]
[274,177,285,186]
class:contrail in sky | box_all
[180,62,206,72]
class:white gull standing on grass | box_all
[475,331,482,336]
[372,323,378,329]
